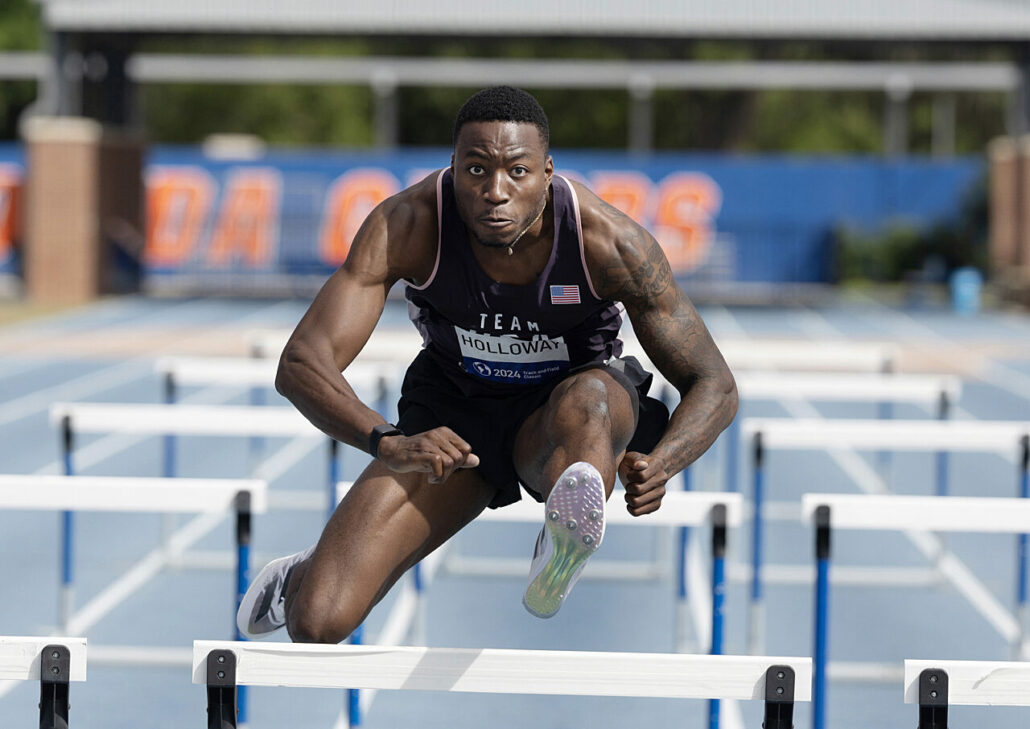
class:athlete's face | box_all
[451,121,553,248]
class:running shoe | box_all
[523,462,606,618]
[236,545,314,639]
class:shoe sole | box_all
[236,552,297,640]
[523,465,605,618]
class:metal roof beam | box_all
[2,52,1019,93]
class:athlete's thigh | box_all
[299,458,495,612]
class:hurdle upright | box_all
[0,636,86,729]
[802,493,1030,729]
[193,640,811,729]
[742,417,1030,656]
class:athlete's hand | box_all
[617,452,668,516]
[376,427,480,484]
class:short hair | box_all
[453,86,550,151]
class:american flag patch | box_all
[549,285,580,305]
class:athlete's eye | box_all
[511,166,529,177]
[468,165,485,175]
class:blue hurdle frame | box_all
[746,412,962,655]
[60,411,259,722]
[708,504,728,729]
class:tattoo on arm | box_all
[596,213,736,474]
[596,223,702,388]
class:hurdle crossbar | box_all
[0,637,86,682]
[802,493,1030,533]
[248,328,422,362]
[476,490,742,527]
[50,402,319,437]
[904,659,1030,707]
[155,356,404,391]
[0,475,267,513]
[193,640,811,699]
[622,337,898,373]
[742,418,1028,453]
[733,372,960,404]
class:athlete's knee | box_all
[287,591,362,645]
[547,372,616,435]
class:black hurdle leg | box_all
[206,649,238,729]
[918,668,948,729]
[39,644,70,729]
[763,665,795,729]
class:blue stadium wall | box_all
[0,144,984,294]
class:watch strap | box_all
[369,423,403,458]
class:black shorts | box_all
[395,350,670,509]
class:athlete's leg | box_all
[284,460,495,644]
[512,369,638,618]
[512,368,637,498]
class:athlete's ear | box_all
[450,153,455,173]
[544,155,553,183]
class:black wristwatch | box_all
[369,423,403,458]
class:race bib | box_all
[454,326,570,384]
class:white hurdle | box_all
[338,483,742,654]
[247,328,422,363]
[905,659,1030,727]
[802,493,1030,729]
[193,640,810,729]
[0,475,266,637]
[333,485,742,728]
[0,636,86,729]
[707,371,961,493]
[742,418,1030,658]
[620,337,899,374]
[154,356,403,396]
[49,402,340,515]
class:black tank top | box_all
[405,169,623,396]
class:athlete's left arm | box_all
[581,187,738,516]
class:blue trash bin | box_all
[949,266,983,316]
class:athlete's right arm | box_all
[275,175,478,482]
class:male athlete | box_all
[238,86,737,642]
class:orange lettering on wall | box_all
[591,172,652,224]
[207,169,281,267]
[319,170,400,265]
[0,165,22,262]
[653,173,722,273]
[145,168,215,267]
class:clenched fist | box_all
[375,426,480,484]
[617,452,668,516]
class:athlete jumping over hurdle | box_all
[238,86,737,642]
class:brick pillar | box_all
[23,117,143,304]
[988,136,1019,274]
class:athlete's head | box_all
[451,86,554,249]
